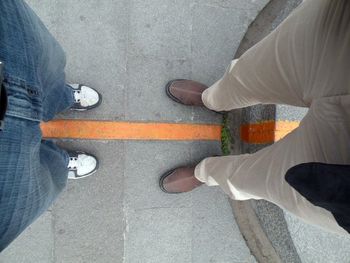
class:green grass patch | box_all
[221,113,232,156]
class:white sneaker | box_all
[67,151,99,179]
[69,84,102,111]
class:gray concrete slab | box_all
[192,187,256,263]
[189,140,222,164]
[53,140,125,263]
[250,200,301,263]
[126,55,221,124]
[126,56,193,122]
[124,141,194,211]
[194,0,269,10]
[129,0,192,60]
[189,0,270,125]
[190,2,268,86]
[123,141,254,263]
[27,0,128,121]
[125,208,192,263]
[0,212,54,263]
[275,105,307,121]
[285,212,350,263]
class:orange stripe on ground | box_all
[41,119,300,144]
[240,120,300,144]
[41,120,222,141]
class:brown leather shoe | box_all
[159,166,204,194]
[166,79,208,106]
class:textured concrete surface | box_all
[0,212,54,263]
[0,0,269,262]
[56,0,128,121]
[229,0,350,263]
[285,212,350,263]
[250,200,301,263]
[53,140,125,263]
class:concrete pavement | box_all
[0,0,268,262]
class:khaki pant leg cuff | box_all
[201,59,241,112]
[201,88,215,111]
[194,158,219,186]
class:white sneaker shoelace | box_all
[68,156,79,170]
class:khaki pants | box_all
[195,0,350,235]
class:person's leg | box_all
[0,118,99,251]
[0,0,100,251]
[202,0,350,111]
[0,0,74,121]
[0,1,70,250]
[0,118,68,251]
[195,95,350,235]
[163,0,350,234]
[0,0,101,122]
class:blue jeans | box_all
[0,0,74,250]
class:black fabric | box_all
[285,162,350,234]
[0,62,6,129]
[0,85,7,120]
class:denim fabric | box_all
[0,0,74,251]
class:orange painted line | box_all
[41,120,222,141]
[240,120,300,144]
[41,119,300,144]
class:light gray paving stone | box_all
[191,105,223,124]
[53,140,125,263]
[28,0,128,121]
[123,140,222,212]
[125,140,253,263]
[56,0,128,121]
[285,212,350,263]
[128,0,192,60]
[189,140,222,163]
[192,187,256,263]
[25,0,57,27]
[126,55,221,123]
[0,212,54,263]
[124,141,194,210]
[124,208,192,263]
[250,200,301,263]
[126,56,192,122]
[190,1,268,123]
[195,0,269,10]
[275,105,307,122]
[190,3,265,86]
